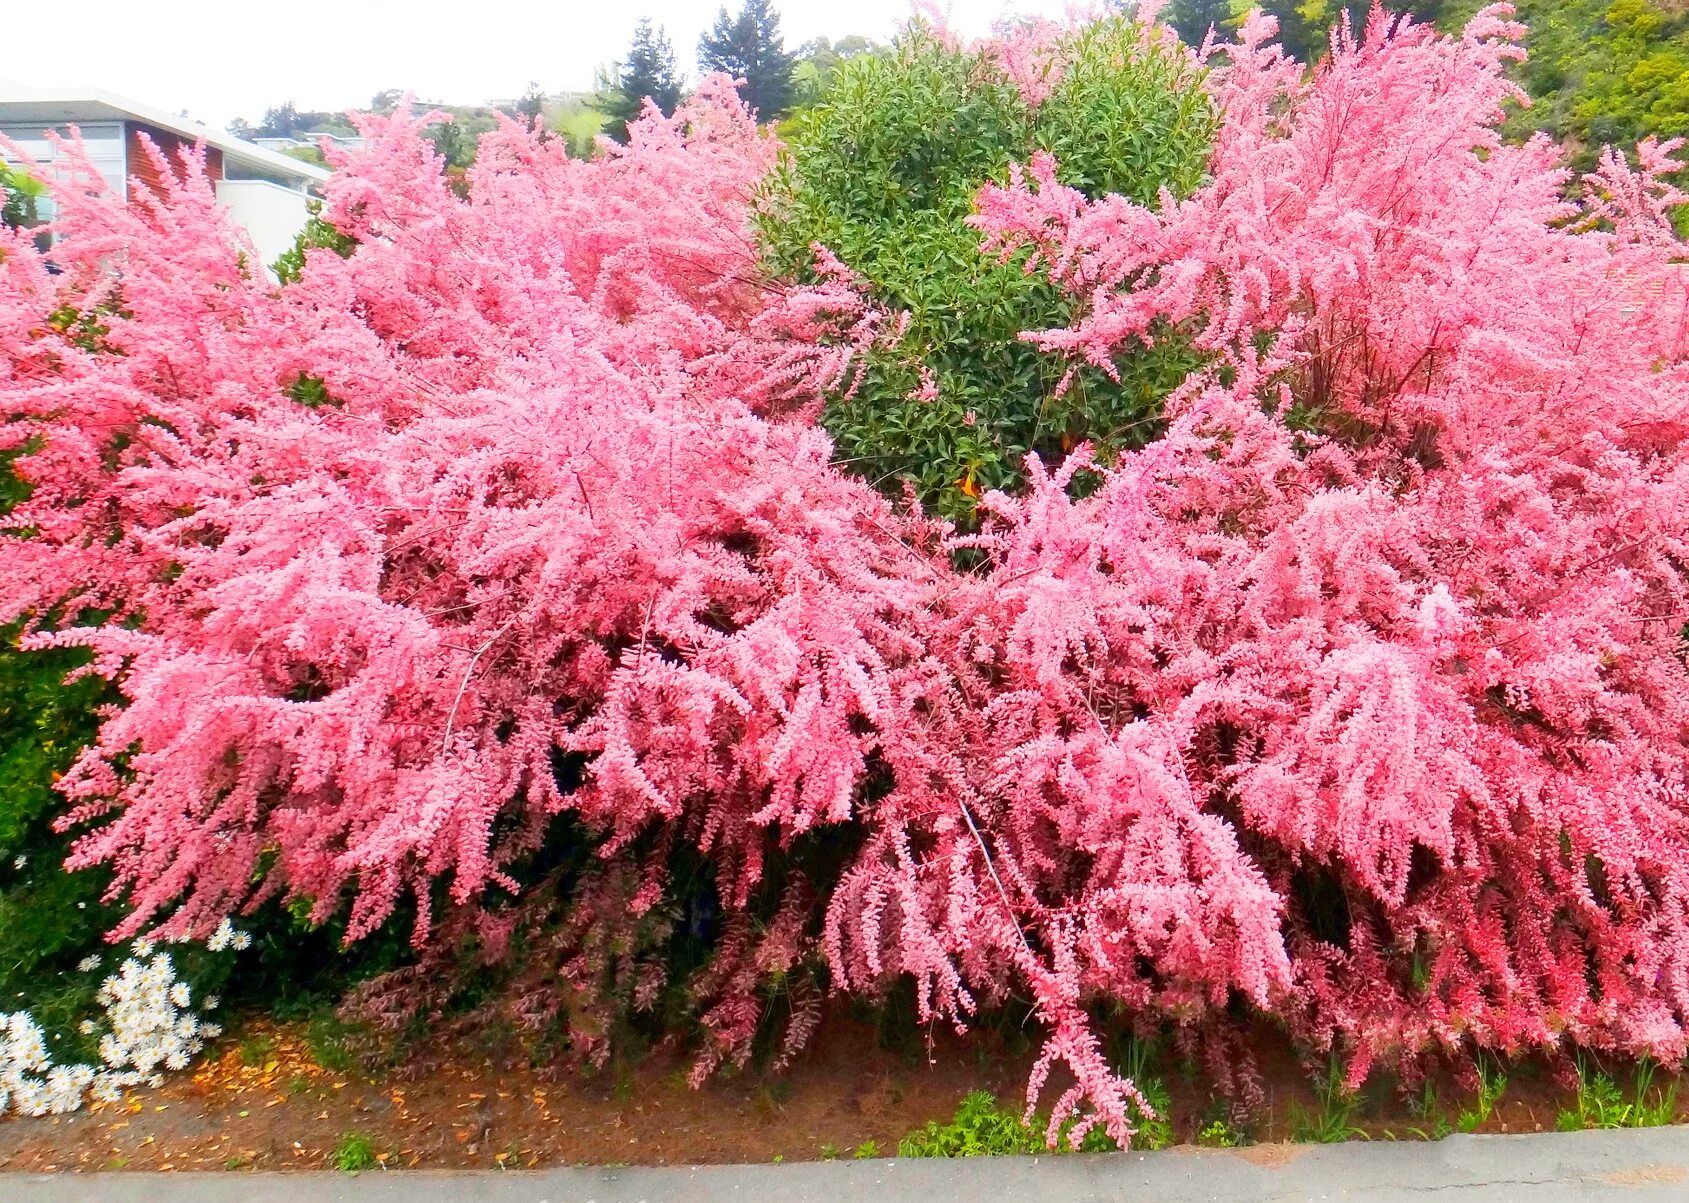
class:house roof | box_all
[0,82,330,185]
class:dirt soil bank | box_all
[1,1013,1680,1172]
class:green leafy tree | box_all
[790,35,879,107]
[1166,0,1235,48]
[758,16,1215,519]
[272,206,358,286]
[1252,0,1327,61]
[605,19,685,142]
[228,101,357,141]
[555,94,610,158]
[699,0,797,120]
[428,119,474,168]
[260,101,302,137]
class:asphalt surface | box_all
[7,1126,1689,1202]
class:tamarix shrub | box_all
[0,6,1687,1150]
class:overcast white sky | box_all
[5,0,1079,128]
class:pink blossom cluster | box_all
[977,1,1189,108]
[2,8,1688,1148]
[968,2,1689,1098]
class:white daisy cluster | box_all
[0,927,243,1117]
[205,918,252,953]
[0,1012,94,1116]
[94,949,222,1081]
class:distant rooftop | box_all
[0,82,329,185]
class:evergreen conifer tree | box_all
[515,82,547,130]
[607,19,685,142]
[698,0,796,120]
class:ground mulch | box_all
[0,1012,1678,1172]
[0,1014,1028,1171]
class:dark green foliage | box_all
[605,19,685,142]
[2,162,47,233]
[286,372,339,408]
[1249,0,1331,63]
[258,102,305,138]
[0,450,135,1062]
[427,120,475,170]
[757,18,1215,519]
[273,208,357,285]
[0,627,123,1057]
[0,440,116,1055]
[1031,20,1217,201]
[515,82,547,130]
[699,0,798,120]
[1167,0,1236,49]
[0,630,104,870]
[228,102,358,142]
[429,105,514,170]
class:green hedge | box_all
[758,17,1215,519]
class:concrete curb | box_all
[6,1126,1689,1202]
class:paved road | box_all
[7,1126,1689,1202]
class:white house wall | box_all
[214,177,312,279]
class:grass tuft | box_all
[331,1130,380,1173]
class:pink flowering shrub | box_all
[2,7,1688,1148]
[970,4,1689,1091]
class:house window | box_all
[223,161,309,191]
[0,121,129,206]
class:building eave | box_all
[0,81,331,185]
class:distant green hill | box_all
[1499,0,1689,164]
[1235,0,1689,169]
